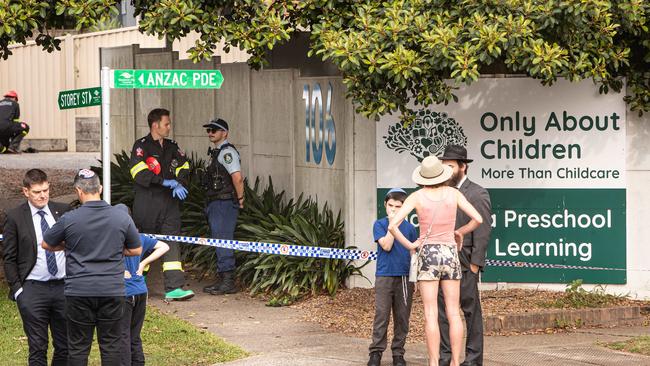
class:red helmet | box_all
[4,90,18,101]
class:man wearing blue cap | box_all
[368,188,418,366]
[201,118,244,295]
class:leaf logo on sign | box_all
[120,72,133,79]
[383,110,467,162]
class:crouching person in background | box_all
[368,188,418,366]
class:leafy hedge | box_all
[94,152,366,304]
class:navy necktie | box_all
[37,210,58,276]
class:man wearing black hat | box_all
[201,118,244,295]
[0,90,29,154]
[437,144,492,366]
[128,108,195,301]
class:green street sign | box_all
[112,69,224,89]
[58,87,102,110]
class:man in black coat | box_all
[3,169,70,366]
[437,145,493,366]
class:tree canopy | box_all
[2,1,649,119]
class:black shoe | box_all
[202,279,222,293]
[367,352,382,366]
[393,355,407,366]
[209,271,238,295]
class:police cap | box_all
[203,118,229,132]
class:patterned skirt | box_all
[417,243,462,281]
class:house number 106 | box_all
[303,82,336,165]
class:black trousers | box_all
[133,189,185,292]
[16,279,67,366]
[0,121,29,151]
[65,296,125,366]
[438,269,483,366]
[120,294,147,366]
[369,276,414,357]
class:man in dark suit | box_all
[3,169,70,366]
[437,145,493,366]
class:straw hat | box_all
[412,156,453,186]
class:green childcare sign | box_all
[376,79,627,285]
[375,188,626,284]
[484,188,626,284]
[58,87,102,110]
[113,69,224,89]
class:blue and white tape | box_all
[1,234,641,271]
[146,234,377,261]
[484,259,627,272]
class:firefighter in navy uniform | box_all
[201,118,244,295]
[129,108,195,301]
[0,90,29,154]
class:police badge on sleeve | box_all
[224,153,233,164]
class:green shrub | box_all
[95,152,366,305]
[185,177,368,304]
[543,279,628,309]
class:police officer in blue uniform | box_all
[201,118,244,295]
[129,108,195,301]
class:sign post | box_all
[99,68,224,204]
[101,67,111,203]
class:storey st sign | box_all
[58,87,102,110]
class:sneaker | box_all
[368,352,382,366]
[165,288,195,301]
[393,355,407,366]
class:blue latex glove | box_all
[162,179,179,189]
[172,184,188,200]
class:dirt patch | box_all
[294,288,650,343]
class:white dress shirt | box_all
[25,202,66,281]
[456,175,467,189]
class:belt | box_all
[207,193,235,202]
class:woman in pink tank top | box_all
[389,156,483,366]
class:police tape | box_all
[0,234,637,271]
[484,259,626,271]
[146,234,377,261]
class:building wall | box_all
[98,46,650,298]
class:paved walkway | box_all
[0,151,99,169]
[146,277,650,366]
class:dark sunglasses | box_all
[206,128,219,134]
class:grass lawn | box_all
[605,336,650,356]
[0,286,247,365]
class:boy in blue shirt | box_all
[120,217,169,366]
[368,188,418,366]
